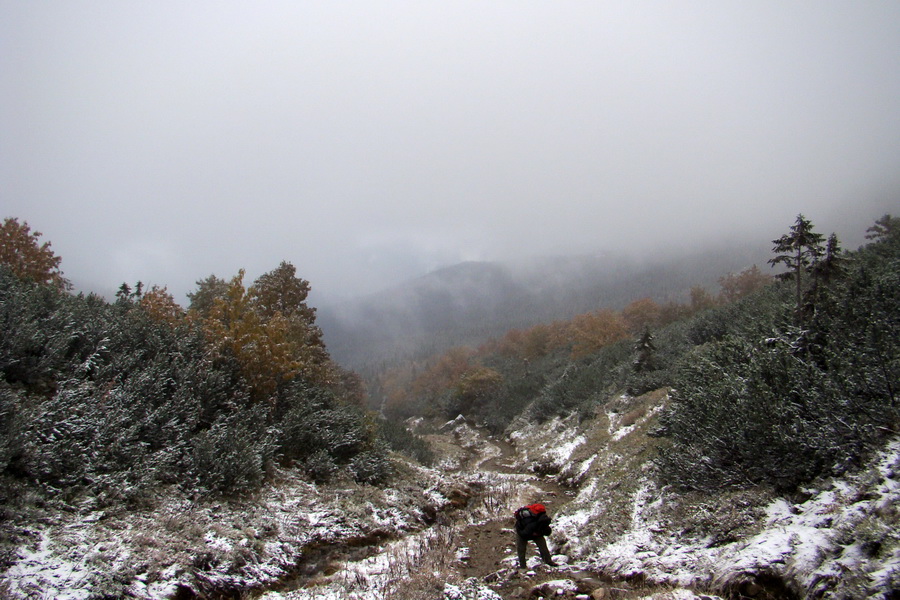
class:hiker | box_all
[514,503,556,569]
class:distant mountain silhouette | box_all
[317,244,770,368]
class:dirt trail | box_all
[450,431,669,600]
[457,433,572,581]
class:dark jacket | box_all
[515,508,552,541]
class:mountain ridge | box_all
[317,243,771,367]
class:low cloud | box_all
[3,2,898,304]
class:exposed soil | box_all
[456,429,573,583]
[444,424,688,600]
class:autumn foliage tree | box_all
[140,285,185,325]
[570,309,628,358]
[521,323,566,359]
[194,263,331,403]
[411,347,473,401]
[201,270,300,400]
[449,366,503,416]
[622,298,662,333]
[493,322,567,361]
[0,217,69,290]
[381,347,475,419]
[689,285,717,312]
[718,265,772,303]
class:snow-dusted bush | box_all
[277,381,387,484]
[0,384,26,475]
[685,283,790,347]
[657,230,900,493]
[377,418,434,466]
[192,407,275,495]
[302,448,338,484]
[0,268,399,505]
[531,341,632,423]
[348,444,393,485]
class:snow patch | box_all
[5,530,93,600]
[563,435,900,597]
[545,434,587,464]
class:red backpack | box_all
[514,503,551,537]
[514,503,546,523]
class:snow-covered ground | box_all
[4,402,898,599]
[513,392,900,599]
[2,463,459,599]
[1,414,540,600]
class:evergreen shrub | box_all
[0,266,394,503]
[348,444,393,485]
[0,384,25,474]
[531,341,631,422]
[377,418,434,466]
[192,408,274,495]
[657,232,900,492]
[302,449,337,484]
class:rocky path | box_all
[449,424,585,594]
[439,422,702,600]
[458,472,570,579]
[257,418,702,600]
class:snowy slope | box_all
[2,464,458,598]
[4,393,898,600]
[510,390,900,599]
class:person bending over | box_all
[514,503,556,569]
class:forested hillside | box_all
[0,218,430,507]
[318,242,771,369]
[377,213,899,494]
[1,213,898,599]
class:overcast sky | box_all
[2,1,899,304]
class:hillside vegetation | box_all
[381,213,899,495]
[318,243,771,369]
[1,213,898,599]
[0,219,436,508]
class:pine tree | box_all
[251,261,316,325]
[632,327,656,373]
[768,214,825,316]
[811,233,844,287]
[186,274,229,317]
[252,262,330,385]
[864,213,899,241]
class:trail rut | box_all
[455,428,573,581]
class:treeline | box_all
[380,214,900,493]
[659,214,899,492]
[377,260,772,429]
[0,219,428,509]
[321,246,770,370]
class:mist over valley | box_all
[318,240,774,368]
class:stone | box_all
[531,579,579,598]
[575,577,605,592]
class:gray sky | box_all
[3,1,899,304]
